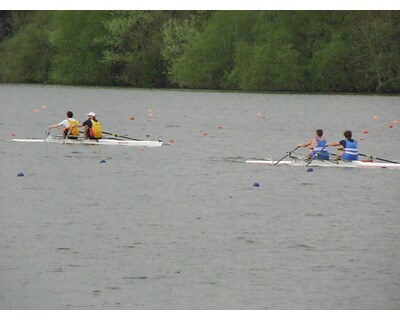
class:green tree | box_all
[309,35,354,92]
[0,11,52,83]
[0,10,398,93]
[348,11,400,92]
[227,12,308,91]
[0,11,12,41]
[161,16,201,85]
[170,11,257,89]
[50,11,111,85]
[101,11,168,87]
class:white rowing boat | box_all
[245,159,400,169]
[12,135,163,147]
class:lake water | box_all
[0,84,399,309]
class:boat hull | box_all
[12,136,163,147]
[245,159,400,169]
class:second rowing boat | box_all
[245,159,400,169]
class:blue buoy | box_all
[307,168,313,172]
[100,159,106,163]
[253,182,260,187]
[17,172,24,177]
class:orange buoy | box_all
[130,116,135,120]
[41,105,46,109]
[34,109,39,112]
[388,125,393,128]
[373,115,378,120]
[362,130,368,134]
[393,120,398,124]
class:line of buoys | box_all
[200,124,225,137]
[364,115,399,134]
[388,119,397,128]
[32,105,47,113]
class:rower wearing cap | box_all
[74,112,102,139]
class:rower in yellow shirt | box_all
[74,112,102,140]
[48,111,79,139]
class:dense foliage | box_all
[0,10,399,93]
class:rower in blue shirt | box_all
[327,130,358,160]
[298,129,330,160]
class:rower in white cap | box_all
[73,112,102,140]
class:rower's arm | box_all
[298,140,311,148]
[326,142,340,147]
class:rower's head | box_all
[344,130,352,139]
[67,111,73,118]
[316,129,323,137]
[87,112,96,119]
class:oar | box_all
[65,127,72,139]
[306,147,327,167]
[274,146,300,165]
[102,131,142,141]
[358,153,399,164]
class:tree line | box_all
[0,10,399,93]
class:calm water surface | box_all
[0,84,399,309]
